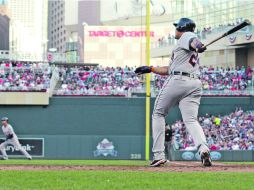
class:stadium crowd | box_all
[0,61,51,91]
[199,66,252,91]
[55,66,140,96]
[172,108,254,151]
[154,66,253,93]
[0,61,253,96]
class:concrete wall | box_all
[0,92,49,105]
[200,49,236,68]
[235,48,248,68]
[247,47,254,67]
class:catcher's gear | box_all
[134,66,153,74]
[6,134,13,140]
[173,18,196,32]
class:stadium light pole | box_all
[145,0,151,161]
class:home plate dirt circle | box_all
[0,162,254,172]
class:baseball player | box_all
[0,117,32,160]
[135,18,212,167]
[164,124,173,161]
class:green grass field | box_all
[0,160,253,190]
[0,159,148,166]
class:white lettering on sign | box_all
[88,30,155,38]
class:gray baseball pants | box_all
[152,75,209,160]
[0,137,32,159]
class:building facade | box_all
[83,25,170,67]
[48,0,66,53]
[0,0,9,50]
[48,0,100,63]
[100,0,254,68]
[8,0,48,61]
[101,0,254,31]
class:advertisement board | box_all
[0,138,44,157]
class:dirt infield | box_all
[1,162,254,172]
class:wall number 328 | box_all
[130,154,142,159]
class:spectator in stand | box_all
[171,108,254,151]
[153,66,252,96]
[55,66,140,96]
[0,61,51,92]
[246,66,253,82]
[56,65,252,96]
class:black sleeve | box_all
[189,37,196,51]
[6,134,13,140]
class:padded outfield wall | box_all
[0,96,253,160]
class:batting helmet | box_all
[173,18,196,32]
[1,117,8,121]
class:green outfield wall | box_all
[0,96,253,160]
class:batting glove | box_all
[190,38,207,53]
[196,44,207,53]
[134,66,153,75]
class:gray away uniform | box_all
[0,124,32,160]
[152,32,209,160]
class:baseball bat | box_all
[204,19,251,48]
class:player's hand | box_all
[134,66,153,75]
[6,134,13,140]
[196,44,207,53]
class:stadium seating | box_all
[154,66,253,96]
[0,62,51,92]
[54,66,140,96]
[0,62,252,97]
[172,108,254,150]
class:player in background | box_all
[0,117,32,160]
[135,18,212,167]
[164,123,173,161]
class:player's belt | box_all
[171,71,199,79]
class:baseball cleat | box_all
[201,152,212,167]
[27,157,32,160]
[150,159,168,167]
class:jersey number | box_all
[189,54,198,67]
